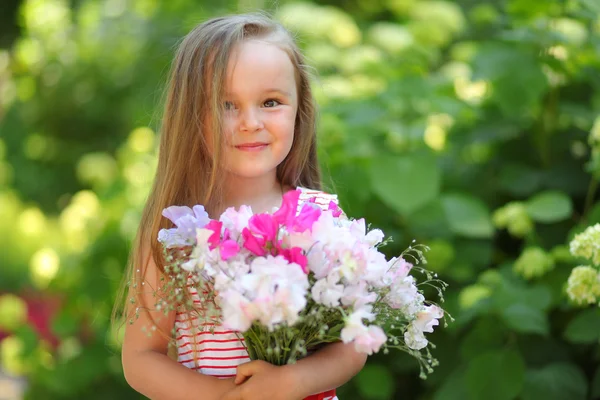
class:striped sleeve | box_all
[297,187,340,211]
[297,186,346,218]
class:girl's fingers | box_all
[234,360,268,384]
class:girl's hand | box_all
[220,360,301,400]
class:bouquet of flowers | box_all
[156,189,448,377]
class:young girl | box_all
[113,13,367,400]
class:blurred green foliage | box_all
[1,0,600,399]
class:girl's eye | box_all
[263,99,280,108]
[224,101,235,110]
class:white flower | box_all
[341,281,376,309]
[404,324,428,350]
[312,212,356,250]
[311,272,344,307]
[365,229,384,246]
[363,248,388,286]
[220,290,255,332]
[338,249,366,283]
[180,231,219,273]
[218,255,309,331]
[306,245,331,279]
[413,305,444,333]
[384,276,424,318]
[348,218,384,246]
[340,307,374,344]
[404,304,444,350]
[219,205,253,238]
[353,325,387,355]
[283,231,315,251]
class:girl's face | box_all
[221,39,298,183]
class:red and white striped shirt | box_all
[175,187,340,399]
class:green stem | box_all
[583,177,598,221]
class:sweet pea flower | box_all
[341,281,377,309]
[312,272,344,307]
[293,203,322,233]
[220,239,240,261]
[384,276,424,318]
[273,189,301,228]
[353,325,387,355]
[219,205,253,237]
[220,290,257,332]
[328,201,343,217]
[340,306,375,344]
[413,305,444,333]
[404,305,444,350]
[404,324,428,350]
[242,228,267,256]
[278,246,308,273]
[248,213,278,243]
[158,205,210,247]
[205,220,223,249]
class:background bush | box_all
[1,0,599,399]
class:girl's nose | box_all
[239,108,264,132]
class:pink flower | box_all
[205,220,223,250]
[242,228,267,256]
[273,189,301,228]
[328,201,342,217]
[220,240,240,261]
[278,246,308,273]
[293,204,321,233]
[248,213,278,242]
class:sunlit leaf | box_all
[369,152,441,215]
[526,191,573,223]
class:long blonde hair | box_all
[112,13,322,335]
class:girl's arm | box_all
[121,245,237,400]
[229,341,367,400]
[285,341,367,397]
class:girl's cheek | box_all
[223,116,238,142]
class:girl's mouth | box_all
[235,143,269,152]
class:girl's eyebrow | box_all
[224,89,292,98]
[264,89,292,97]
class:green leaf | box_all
[522,363,587,400]
[355,363,395,399]
[369,152,441,215]
[473,45,547,116]
[433,366,469,400]
[441,193,494,238]
[460,318,507,361]
[406,199,453,239]
[501,304,549,335]
[494,283,553,312]
[466,350,525,400]
[525,191,572,223]
[498,163,542,196]
[563,308,600,344]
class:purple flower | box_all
[158,205,210,247]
